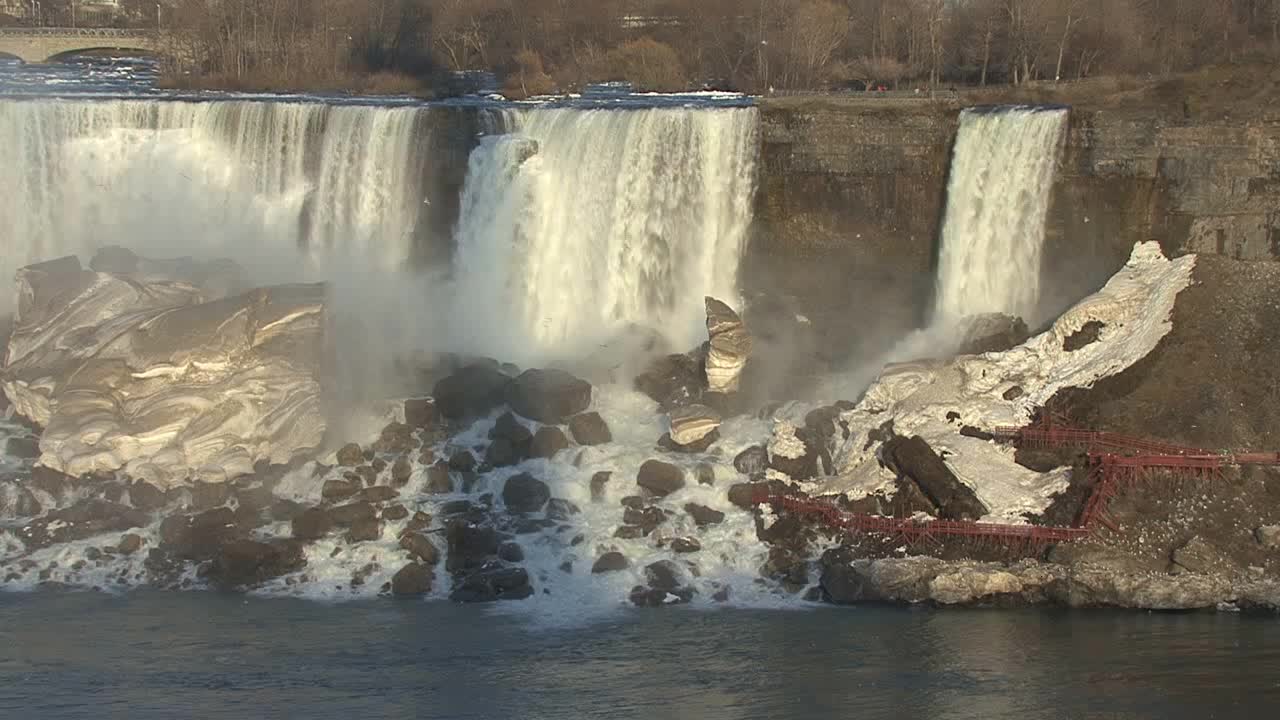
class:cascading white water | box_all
[932,106,1068,327]
[451,107,759,367]
[0,98,432,312]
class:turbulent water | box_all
[453,107,758,365]
[932,107,1068,326]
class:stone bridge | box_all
[0,27,162,63]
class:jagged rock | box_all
[733,445,769,476]
[381,504,409,521]
[671,537,701,553]
[623,506,668,535]
[445,521,501,574]
[645,560,682,591]
[373,422,418,455]
[956,313,1031,355]
[684,503,726,526]
[634,352,705,411]
[590,471,612,501]
[637,460,685,497]
[390,456,413,487]
[592,552,630,573]
[546,499,581,520]
[506,369,592,424]
[117,533,144,555]
[1256,525,1280,549]
[503,473,551,513]
[206,539,305,590]
[329,502,377,527]
[530,426,570,459]
[400,532,440,565]
[392,562,433,596]
[403,398,439,429]
[568,412,612,445]
[498,542,525,562]
[667,404,722,446]
[767,422,822,481]
[433,364,512,420]
[704,297,752,393]
[425,463,453,494]
[0,480,42,519]
[291,507,333,540]
[18,499,149,550]
[1171,536,1234,574]
[336,443,364,468]
[321,478,360,503]
[882,436,988,521]
[4,436,40,459]
[657,429,721,453]
[346,516,382,542]
[450,566,533,602]
[358,486,399,504]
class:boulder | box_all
[498,542,525,562]
[667,404,722,446]
[684,503,726,526]
[637,460,685,497]
[568,412,612,445]
[425,463,453,494]
[1256,525,1280,549]
[403,398,439,428]
[590,471,612,501]
[291,507,333,540]
[358,486,399,504]
[1171,536,1233,574]
[373,422,418,455]
[321,478,360,503]
[381,504,409,521]
[733,446,769,477]
[0,480,42,519]
[432,364,512,420]
[391,562,433,596]
[592,552,631,573]
[695,463,716,486]
[635,352,704,411]
[630,584,695,607]
[486,413,533,467]
[346,517,383,543]
[390,456,414,487]
[546,499,581,520]
[400,532,440,565]
[767,422,822,481]
[506,369,592,424]
[206,539,306,590]
[882,436,988,521]
[445,521,501,574]
[449,450,477,472]
[329,502,377,527]
[336,443,364,467]
[704,297,752,393]
[449,567,533,603]
[117,533,144,555]
[657,429,721,454]
[503,473,551,513]
[622,506,669,535]
[671,537,701,553]
[645,560,682,591]
[956,313,1031,355]
[18,499,149,550]
[159,507,243,561]
[530,426,570,459]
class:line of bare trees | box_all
[159,0,1280,94]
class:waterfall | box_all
[0,98,436,312]
[932,106,1068,327]
[451,107,759,366]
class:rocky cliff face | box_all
[752,98,1280,339]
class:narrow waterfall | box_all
[932,106,1068,327]
[0,99,436,313]
[451,107,760,366]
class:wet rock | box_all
[657,429,721,453]
[127,480,166,511]
[159,507,242,561]
[630,585,695,607]
[614,526,645,539]
[329,502,377,527]
[404,398,439,429]
[1256,525,1280,549]
[390,456,414,487]
[450,566,533,603]
[590,471,612,501]
[956,313,1030,355]
[704,297,752,394]
[322,478,360,503]
[620,496,646,510]
[733,445,769,476]
[592,552,630,573]
[117,533,144,555]
[684,503,726,526]
[358,486,399,504]
[498,542,525,562]
[1003,386,1025,401]
[449,451,477,472]
[546,498,581,520]
[400,532,440,565]
[352,465,378,487]
[695,463,716,486]
[623,506,668,535]
[374,422,418,455]
[671,537,701,553]
[959,426,995,442]
[0,480,41,519]
[1063,320,1106,352]
[882,436,988,521]
[637,460,685,497]
[767,423,821,481]
[510,517,557,534]
[445,521,501,573]
[4,435,40,459]
[190,481,232,510]
[29,466,76,499]
[206,539,306,590]
[405,511,432,533]
[19,499,149,550]
[713,586,731,603]
[568,412,612,445]
[530,426,570,459]
[425,463,453,494]
[645,560,682,591]
[346,517,382,543]
[728,482,768,509]
[668,404,721,446]
[506,369,592,424]
[291,507,333,540]
[1171,536,1233,574]
[635,352,704,411]
[336,443,364,467]
[433,363,512,420]
[503,473,551,513]
[392,562,433,596]
[381,504,409,522]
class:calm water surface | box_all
[1,591,1277,719]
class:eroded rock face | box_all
[704,297,752,393]
[1,252,325,490]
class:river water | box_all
[2,591,1278,719]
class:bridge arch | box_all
[46,47,164,63]
[0,28,163,65]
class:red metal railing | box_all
[755,420,1280,547]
